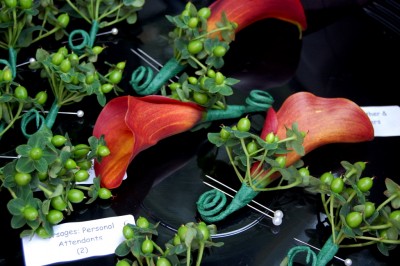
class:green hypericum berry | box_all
[265,132,275,143]
[213,46,227,57]
[357,177,373,192]
[51,135,67,147]
[98,188,112,199]
[197,7,211,19]
[187,40,203,54]
[330,178,344,194]
[136,216,150,229]
[219,127,230,140]
[237,117,251,132]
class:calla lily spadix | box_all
[93,95,204,189]
[207,0,307,38]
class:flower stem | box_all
[38,184,54,197]
[186,246,191,266]
[196,242,205,266]
[66,0,91,23]
[376,194,398,212]
[225,146,244,182]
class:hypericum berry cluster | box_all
[164,2,239,109]
[0,126,112,239]
[115,216,223,266]
[0,72,50,137]
[210,116,308,191]
[0,1,70,49]
[29,46,125,107]
[307,161,400,255]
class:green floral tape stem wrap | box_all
[285,235,339,266]
[130,57,186,95]
[21,100,60,138]
[0,47,17,80]
[204,90,274,122]
[68,20,99,54]
[197,183,259,223]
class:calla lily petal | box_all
[260,107,279,137]
[269,91,374,166]
[252,91,374,184]
[93,95,204,189]
[208,0,307,36]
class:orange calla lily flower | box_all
[253,91,374,182]
[93,95,204,189]
[207,0,307,37]
[198,91,374,223]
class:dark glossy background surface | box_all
[1,0,400,265]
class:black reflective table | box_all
[1,0,400,265]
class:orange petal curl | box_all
[262,91,374,167]
[93,95,204,189]
[207,0,307,37]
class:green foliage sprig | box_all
[0,0,70,49]
[29,45,125,107]
[163,2,239,109]
[208,116,311,191]
[65,0,145,27]
[115,216,223,266]
[0,126,113,239]
[305,161,400,256]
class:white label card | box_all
[22,215,135,266]
[361,106,400,137]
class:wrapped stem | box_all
[197,183,259,223]
[68,20,99,53]
[130,58,186,95]
[284,234,339,266]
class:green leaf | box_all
[341,224,356,238]
[126,13,138,24]
[88,136,99,151]
[51,184,65,198]
[16,157,35,173]
[184,227,196,247]
[42,199,51,215]
[115,242,131,257]
[391,198,400,209]
[96,92,106,107]
[55,29,65,41]
[0,21,13,29]
[60,73,73,83]
[28,131,47,148]
[35,48,50,62]
[65,83,82,91]
[17,25,44,47]
[207,132,225,147]
[42,148,58,164]
[7,198,25,215]
[42,219,54,237]
[384,178,400,198]
[216,85,233,96]
[11,215,26,229]
[377,242,390,256]
[20,229,35,239]
[27,218,41,229]
[16,144,31,156]
[0,94,13,103]
[225,78,240,86]
[49,160,63,178]
[59,148,71,164]
[33,157,48,173]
